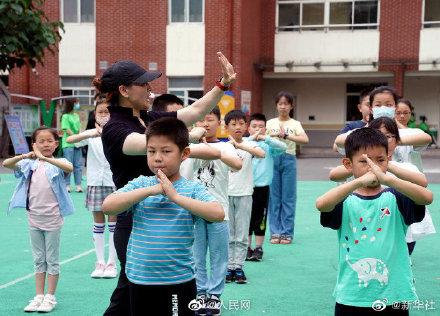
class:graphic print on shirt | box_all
[342,204,392,288]
[196,161,215,188]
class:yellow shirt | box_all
[266,118,305,155]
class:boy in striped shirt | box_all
[102,117,224,315]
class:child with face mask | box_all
[66,94,118,279]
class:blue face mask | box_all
[372,106,395,119]
[73,103,80,111]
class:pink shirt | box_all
[28,161,63,231]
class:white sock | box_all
[93,222,105,264]
[107,222,117,265]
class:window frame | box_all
[276,0,379,32]
[60,77,95,106]
[422,0,440,28]
[168,0,205,24]
[60,0,96,24]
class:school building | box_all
[5,0,440,145]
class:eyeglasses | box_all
[396,111,411,116]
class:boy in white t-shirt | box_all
[189,107,242,315]
[224,110,265,284]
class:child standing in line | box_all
[3,127,74,313]
[266,91,309,245]
[225,110,265,283]
[102,117,224,316]
[66,95,118,278]
[339,89,371,134]
[190,107,242,315]
[316,128,432,315]
[244,113,287,261]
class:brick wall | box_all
[378,0,422,96]
[95,0,167,94]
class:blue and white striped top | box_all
[118,175,216,285]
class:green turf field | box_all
[0,174,439,315]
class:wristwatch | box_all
[283,133,288,139]
[215,78,230,91]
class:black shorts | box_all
[129,279,197,316]
[249,186,269,236]
[335,302,409,316]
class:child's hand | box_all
[248,130,260,141]
[358,171,379,187]
[364,155,389,184]
[22,152,36,160]
[278,125,286,138]
[189,127,206,143]
[157,169,178,201]
[32,144,46,160]
[228,135,239,148]
[148,183,164,196]
[95,123,103,136]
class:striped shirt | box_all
[118,175,216,285]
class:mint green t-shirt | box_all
[61,113,81,149]
[321,188,425,308]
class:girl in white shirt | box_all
[67,96,118,278]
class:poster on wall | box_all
[241,90,251,116]
[5,115,29,154]
[216,91,235,139]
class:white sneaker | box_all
[103,263,118,278]
[90,262,106,278]
[24,294,44,312]
[36,294,56,313]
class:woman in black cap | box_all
[94,52,236,315]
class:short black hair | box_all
[249,113,266,124]
[225,110,246,125]
[209,106,221,121]
[146,117,189,151]
[345,127,388,159]
[369,86,398,106]
[152,94,184,112]
[359,89,371,103]
[368,117,401,144]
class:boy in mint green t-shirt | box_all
[316,128,432,315]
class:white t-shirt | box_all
[189,141,239,221]
[228,145,254,196]
[393,128,427,172]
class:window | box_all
[168,77,204,106]
[277,0,378,31]
[424,0,440,28]
[62,0,95,23]
[60,77,94,105]
[170,0,203,23]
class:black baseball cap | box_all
[100,60,162,92]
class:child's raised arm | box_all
[32,145,73,173]
[189,143,221,160]
[102,184,163,216]
[329,165,352,182]
[399,129,432,146]
[387,161,428,187]
[316,172,378,212]
[66,128,100,144]
[2,152,35,170]
[229,136,265,158]
[157,170,224,222]
[366,157,432,205]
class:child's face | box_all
[371,92,396,109]
[395,102,411,126]
[33,130,58,158]
[343,146,388,184]
[357,96,371,120]
[196,114,220,139]
[95,103,110,126]
[378,125,397,158]
[276,96,293,117]
[226,118,247,140]
[166,103,184,112]
[248,119,266,135]
[146,135,189,181]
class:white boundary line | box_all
[0,248,96,290]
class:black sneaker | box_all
[252,247,263,261]
[225,269,235,283]
[194,294,207,316]
[234,268,247,284]
[245,247,254,261]
[205,294,221,316]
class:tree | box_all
[0,0,63,72]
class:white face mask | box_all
[96,116,110,127]
[372,106,395,119]
[73,102,81,111]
